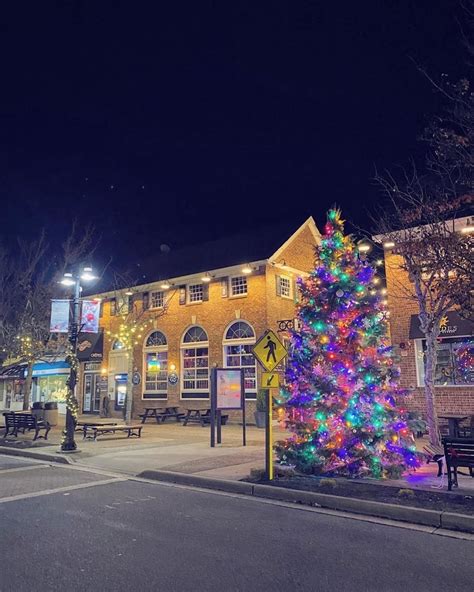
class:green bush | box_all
[319,478,338,489]
[397,488,415,498]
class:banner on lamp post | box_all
[50,300,70,333]
[80,300,101,333]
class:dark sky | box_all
[0,0,466,272]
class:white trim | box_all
[187,283,204,304]
[222,320,257,394]
[180,325,210,397]
[87,260,268,300]
[229,275,248,298]
[269,216,321,263]
[278,274,293,300]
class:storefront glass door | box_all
[83,373,101,413]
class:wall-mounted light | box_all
[201,273,212,283]
[383,241,395,249]
[461,226,474,234]
[357,243,371,253]
[241,264,253,274]
[160,281,171,290]
[125,291,133,296]
[169,363,176,372]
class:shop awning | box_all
[77,332,104,362]
[0,363,27,379]
[32,361,70,377]
[409,311,473,339]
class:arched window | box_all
[223,321,257,398]
[181,326,209,399]
[143,331,168,398]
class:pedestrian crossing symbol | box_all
[252,330,288,372]
[261,372,279,388]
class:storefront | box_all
[409,312,474,387]
[77,332,105,414]
[31,361,70,415]
[0,364,26,411]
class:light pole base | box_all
[57,448,82,455]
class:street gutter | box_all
[138,469,474,535]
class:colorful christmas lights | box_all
[277,209,419,478]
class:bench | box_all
[2,412,51,441]
[443,438,474,491]
[423,443,445,477]
[83,424,143,441]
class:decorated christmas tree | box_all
[277,209,418,478]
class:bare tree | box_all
[0,224,97,411]
[374,186,472,446]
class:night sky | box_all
[0,1,466,273]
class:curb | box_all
[137,469,474,534]
[0,445,72,465]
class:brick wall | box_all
[78,222,318,424]
[384,251,474,420]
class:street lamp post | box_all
[60,267,96,452]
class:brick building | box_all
[382,238,473,419]
[78,217,320,422]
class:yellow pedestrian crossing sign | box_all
[253,330,288,372]
[261,372,279,388]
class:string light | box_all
[276,208,419,479]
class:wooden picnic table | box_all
[182,408,211,427]
[438,414,471,438]
[140,406,185,424]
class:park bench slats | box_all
[443,437,474,491]
[83,424,143,441]
[2,412,51,441]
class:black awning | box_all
[77,332,104,361]
[409,311,474,339]
[0,363,27,379]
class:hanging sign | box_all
[50,300,70,333]
[80,300,101,333]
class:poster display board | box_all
[210,368,246,447]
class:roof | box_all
[91,216,318,293]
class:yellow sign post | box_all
[261,372,279,388]
[253,330,288,481]
[252,330,288,372]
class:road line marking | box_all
[0,478,125,504]
[0,465,49,475]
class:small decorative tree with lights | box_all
[277,209,418,478]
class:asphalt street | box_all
[0,454,473,592]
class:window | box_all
[143,331,168,398]
[223,321,257,399]
[277,275,292,299]
[181,326,209,398]
[230,276,248,297]
[188,284,203,303]
[415,336,473,387]
[109,298,116,316]
[150,291,164,309]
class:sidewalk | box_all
[1,418,473,494]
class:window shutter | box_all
[142,292,149,310]
[179,285,186,305]
[293,278,298,303]
[202,284,209,302]
[221,277,228,298]
[275,275,282,296]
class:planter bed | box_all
[248,475,474,516]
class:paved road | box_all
[0,454,473,592]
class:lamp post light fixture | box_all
[60,266,97,452]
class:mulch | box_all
[250,475,474,515]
